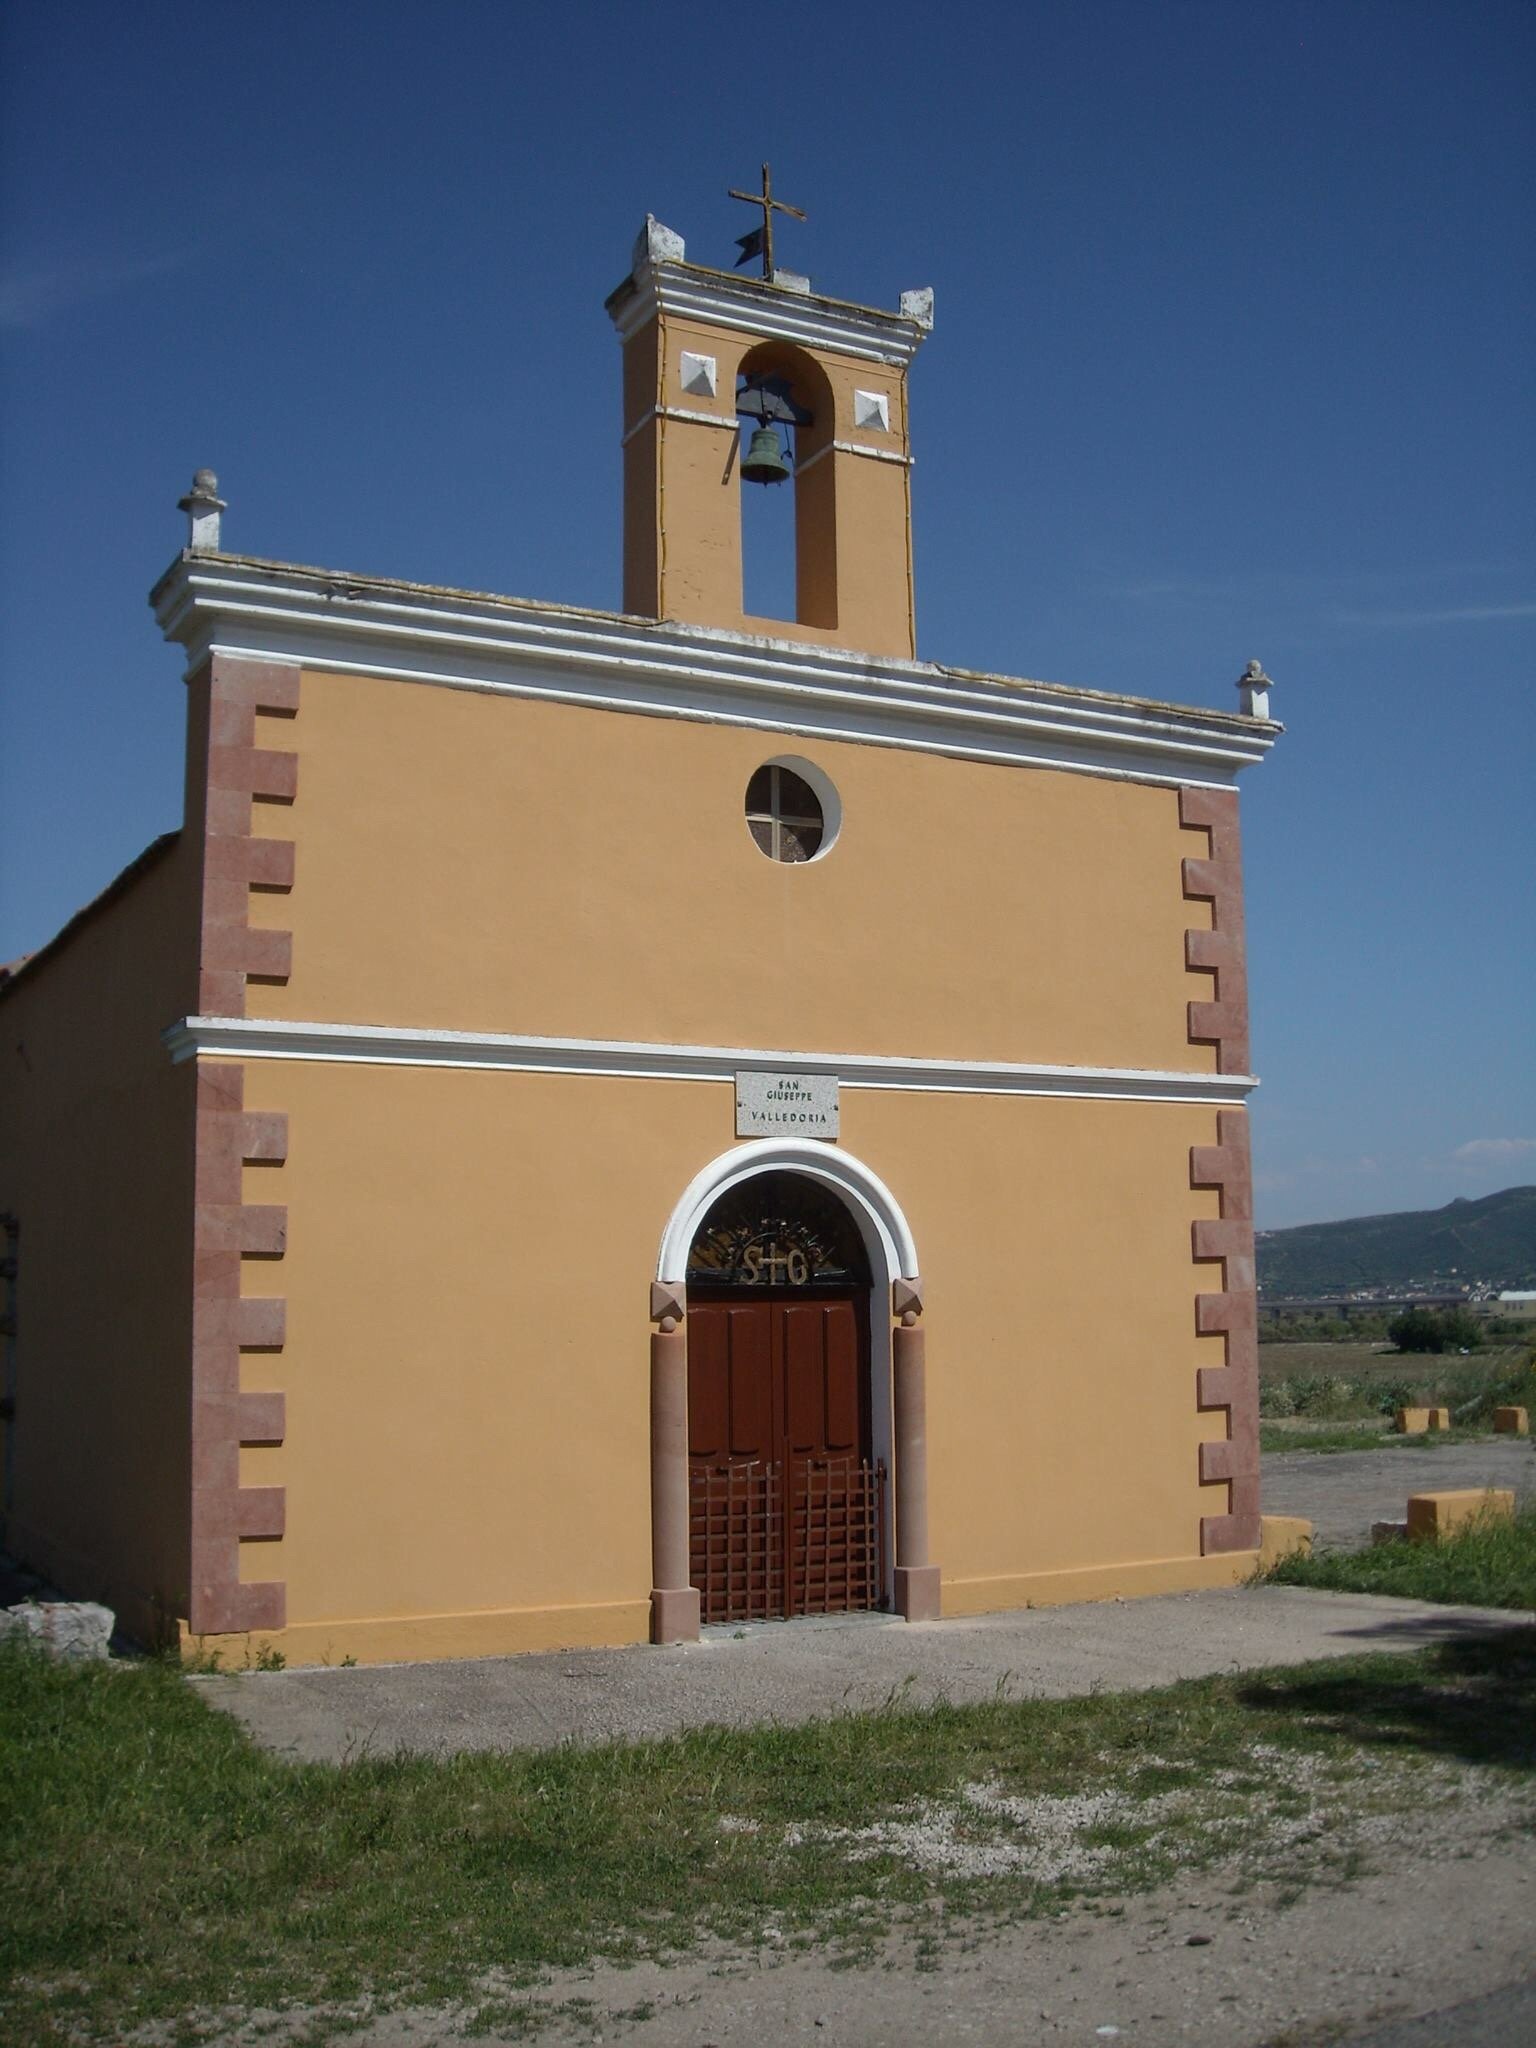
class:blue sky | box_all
[1,1,1531,1230]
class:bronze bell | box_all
[740,423,792,485]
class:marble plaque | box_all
[735,1071,839,1139]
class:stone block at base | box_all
[1371,1520,1408,1545]
[1395,1407,1451,1434]
[1258,1515,1312,1567]
[1493,1406,1529,1435]
[895,1564,942,1621]
[0,1599,114,1659]
[650,1586,701,1644]
[1405,1489,1515,1542]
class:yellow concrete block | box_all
[1259,1515,1313,1567]
[1395,1407,1432,1434]
[1405,1489,1516,1542]
[1493,1406,1530,1436]
[1426,1407,1452,1432]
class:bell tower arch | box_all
[606,215,933,660]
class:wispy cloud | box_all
[0,249,192,332]
[1452,1137,1536,1165]
[1101,565,1533,642]
[1331,603,1536,630]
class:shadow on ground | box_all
[1236,1628,1536,1773]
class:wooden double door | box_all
[687,1289,885,1623]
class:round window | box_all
[744,757,840,864]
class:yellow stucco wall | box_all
[227,1055,1241,1665]
[247,668,1217,1076]
[0,839,201,1642]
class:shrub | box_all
[1387,1307,1480,1354]
[1437,1307,1483,1352]
[1376,1378,1418,1417]
[1288,1373,1357,1418]
[1260,1374,1370,1421]
[1389,1307,1444,1354]
[1451,1352,1536,1430]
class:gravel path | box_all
[1261,1437,1534,1550]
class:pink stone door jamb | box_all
[649,1147,937,1643]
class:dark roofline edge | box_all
[0,831,182,1004]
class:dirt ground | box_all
[244,1807,1534,2047]
[1261,1437,1533,1552]
[15,1437,1534,2047]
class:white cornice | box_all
[606,260,927,367]
[150,556,1279,788]
[164,1015,1258,1104]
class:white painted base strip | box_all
[164,1015,1257,1104]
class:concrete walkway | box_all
[190,1585,1531,1765]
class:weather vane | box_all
[728,162,806,280]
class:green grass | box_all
[1266,1500,1536,1611]
[1260,1423,1469,1455]
[3,1633,1535,2045]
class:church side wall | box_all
[0,842,201,1644]
[218,1057,1246,1666]
[244,668,1220,1077]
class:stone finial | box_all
[631,215,686,274]
[1237,659,1274,719]
[178,469,226,552]
[899,287,935,331]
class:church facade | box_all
[0,216,1279,1664]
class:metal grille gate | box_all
[690,1456,886,1624]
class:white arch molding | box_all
[656,1137,920,1289]
[648,1138,935,1644]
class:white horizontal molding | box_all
[794,440,912,475]
[608,261,926,367]
[152,558,1278,789]
[621,404,739,446]
[165,1015,1258,1104]
[620,412,915,470]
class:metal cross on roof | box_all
[728,162,806,280]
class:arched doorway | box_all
[649,1138,937,1644]
[685,1172,882,1623]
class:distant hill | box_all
[1256,1186,1536,1298]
